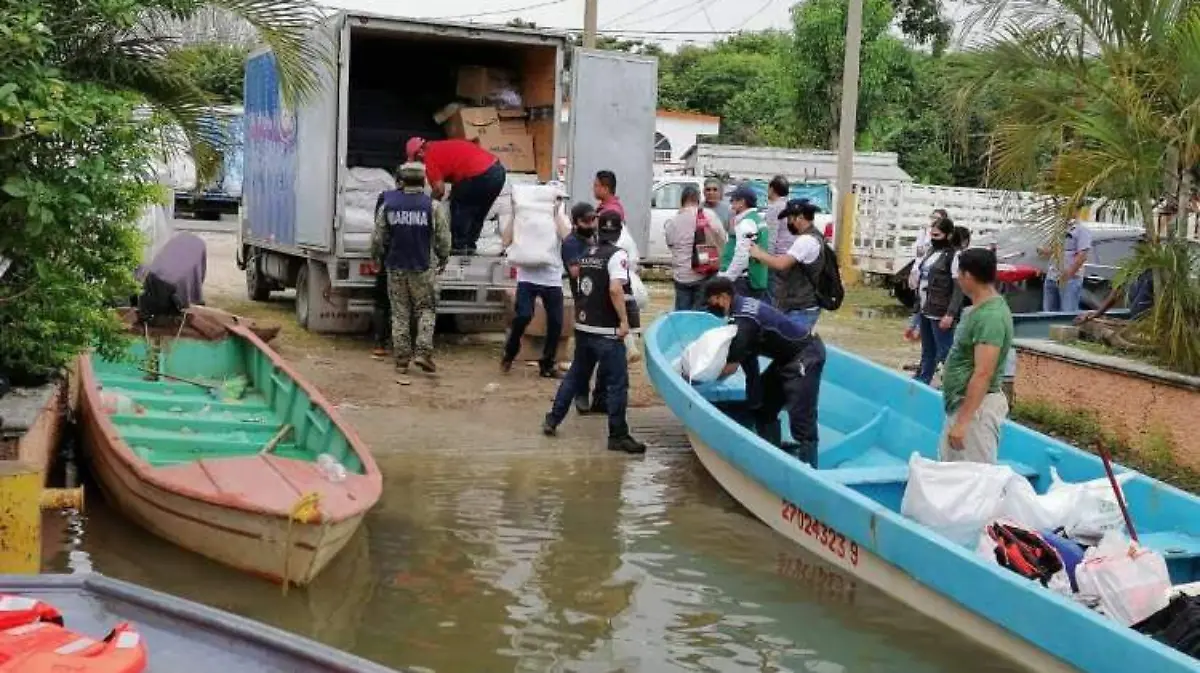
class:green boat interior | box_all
[90,337,365,474]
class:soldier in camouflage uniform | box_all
[371,162,451,374]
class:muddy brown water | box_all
[38,232,1023,672]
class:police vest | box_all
[381,190,434,272]
[574,242,641,336]
[776,229,825,312]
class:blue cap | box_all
[730,185,758,209]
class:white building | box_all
[560,105,721,176]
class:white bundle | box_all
[505,184,566,267]
[344,167,396,194]
[671,325,738,383]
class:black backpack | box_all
[800,237,845,311]
[1134,594,1200,659]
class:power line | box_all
[731,0,776,32]
[616,0,716,29]
[602,0,668,28]
[439,0,568,21]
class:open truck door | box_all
[566,50,658,256]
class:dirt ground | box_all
[198,232,917,452]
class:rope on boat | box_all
[281,491,323,596]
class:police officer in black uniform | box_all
[704,277,826,466]
[542,211,646,454]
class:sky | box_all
[319,0,805,50]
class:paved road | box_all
[172,216,237,234]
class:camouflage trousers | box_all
[387,269,437,364]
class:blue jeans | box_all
[915,315,955,385]
[549,332,630,438]
[1042,277,1083,312]
[674,279,706,311]
[786,308,821,332]
[503,282,564,369]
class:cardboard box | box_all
[504,289,574,338]
[456,66,515,104]
[443,106,536,174]
[516,334,571,364]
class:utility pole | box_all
[834,0,864,281]
[583,0,598,48]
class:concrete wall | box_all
[1014,347,1200,470]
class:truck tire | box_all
[246,256,271,302]
[295,262,311,329]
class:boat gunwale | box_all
[642,311,1200,673]
[78,323,383,523]
[0,572,399,672]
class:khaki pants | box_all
[938,392,1009,464]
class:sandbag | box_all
[630,272,650,310]
[505,184,566,267]
[901,454,1022,548]
[672,325,737,383]
[1047,467,1135,543]
[1076,532,1171,627]
[344,167,397,194]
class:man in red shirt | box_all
[406,137,507,254]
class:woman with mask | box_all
[904,216,965,385]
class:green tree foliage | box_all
[169,43,250,105]
[0,1,158,382]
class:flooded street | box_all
[43,230,1023,672]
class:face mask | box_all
[931,237,950,249]
[577,225,596,239]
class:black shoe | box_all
[539,365,559,379]
[608,435,646,455]
[500,357,514,374]
[589,400,608,415]
[542,414,557,437]
[574,395,591,415]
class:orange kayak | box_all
[0,621,146,672]
[0,596,61,630]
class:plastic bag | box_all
[625,333,642,364]
[616,228,641,270]
[1047,468,1135,543]
[901,454,1022,548]
[1075,532,1171,626]
[993,476,1080,532]
[506,184,566,268]
[630,272,650,310]
[672,325,737,383]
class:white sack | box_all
[343,207,376,236]
[1075,532,1171,626]
[631,272,650,310]
[617,228,641,269]
[345,167,396,194]
[671,325,737,384]
[505,184,566,267]
[993,476,1081,532]
[900,454,1022,548]
[1048,468,1135,543]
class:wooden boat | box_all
[644,311,1200,673]
[0,573,399,672]
[115,306,282,344]
[77,323,382,586]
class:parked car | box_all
[890,225,1146,313]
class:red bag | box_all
[691,209,720,276]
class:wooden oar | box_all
[259,425,293,456]
[1098,444,1138,543]
[136,366,219,393]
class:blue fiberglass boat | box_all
[643,311,1200,673]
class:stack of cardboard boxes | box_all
[434,66,535,174]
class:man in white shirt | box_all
[500,199,572,378]
[1037,219,1093,312]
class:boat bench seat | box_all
[1139,531,1200,561]
[824,460,1040,487]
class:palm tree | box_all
[51,0,326,176]
[957,0,1200,372]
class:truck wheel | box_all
[246,257,271,302]
[295,263,311,329]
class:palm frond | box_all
[202,0,327,106]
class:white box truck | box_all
[239,12,657,333]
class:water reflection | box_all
[46,434,1024,673]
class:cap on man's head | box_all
[405,137,426,161]
[597,210,623,234]
[570,202,597,223]
[398,162,425,185]
[779,198,820,220]
[730,185,758,209]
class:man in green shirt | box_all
[939,248,1013,463]
[718,185,770,299]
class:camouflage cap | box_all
[397,161,426,185]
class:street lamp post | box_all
[584,0,598,48]
[834,0,864,280]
